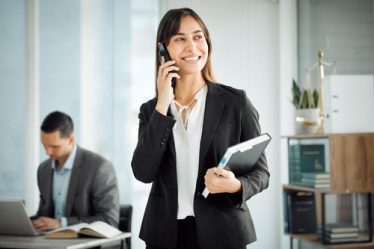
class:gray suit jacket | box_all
[132,82,270,249]
[36,146,119,227]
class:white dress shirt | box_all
[170,85,207,219]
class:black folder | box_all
[202,133,271,197]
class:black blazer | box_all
[36,146,120,227]
[131,83,270,249]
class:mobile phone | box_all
[158,42,177,88]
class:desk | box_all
[0,232,130,249]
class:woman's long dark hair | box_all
[155,8,215,96]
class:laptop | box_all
[0,200,41,236]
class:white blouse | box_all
[170,85,208,219]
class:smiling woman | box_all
[131,7,270,249]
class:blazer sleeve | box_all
[131,102,176,183]
[35,162,53,218]
[237,90,270,202]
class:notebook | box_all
[0,200,41,236]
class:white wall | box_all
[0,0,28,201]
[279,1,298,249]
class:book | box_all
[300,176,330,188]
[301,178,330,185]
[325,236,360,243]
[202,133,271,197]
[283,192,290,233]
[303,183,330,189]
[322,223,359,233]
[327,232,359,239]
[287,191,316,233]
[45,221,122,239]
[301,172,330,180]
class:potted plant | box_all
[292,79,319,109]
[291,79,321,134]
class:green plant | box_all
[291,79,319,109]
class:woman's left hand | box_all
[204,167,242,194]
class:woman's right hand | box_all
[155,57,179,115]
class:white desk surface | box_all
[0,232,130,249]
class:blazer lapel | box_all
[44,161,54,216]
[167,107,177,161]
[199,83,226,168]
[65,147,82,216]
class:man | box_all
[32,111,119,231]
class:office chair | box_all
[118,204,132,249]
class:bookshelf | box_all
[283,133,374,249]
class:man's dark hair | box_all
[41,111,74,138]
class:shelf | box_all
[283,184,330,193]
[283,184,372,194]
[283,133,374,249]
[282,132,374,139]
[285,133,374,193]
[288,234,374,248]
[329,134,374,192]
[281,134,329,139]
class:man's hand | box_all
[204,167,242,194]
[32,216,61,231]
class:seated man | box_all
[32,111,119,231]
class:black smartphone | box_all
[158,42,177,88]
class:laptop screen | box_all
[0,200,40,236]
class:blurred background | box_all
[0,0,373,248]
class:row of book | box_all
[288,142,330,188]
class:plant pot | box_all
[295,108,321,135]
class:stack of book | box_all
[300,172,330,188]
[317,223,359,243]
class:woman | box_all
[131,7,269,249]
